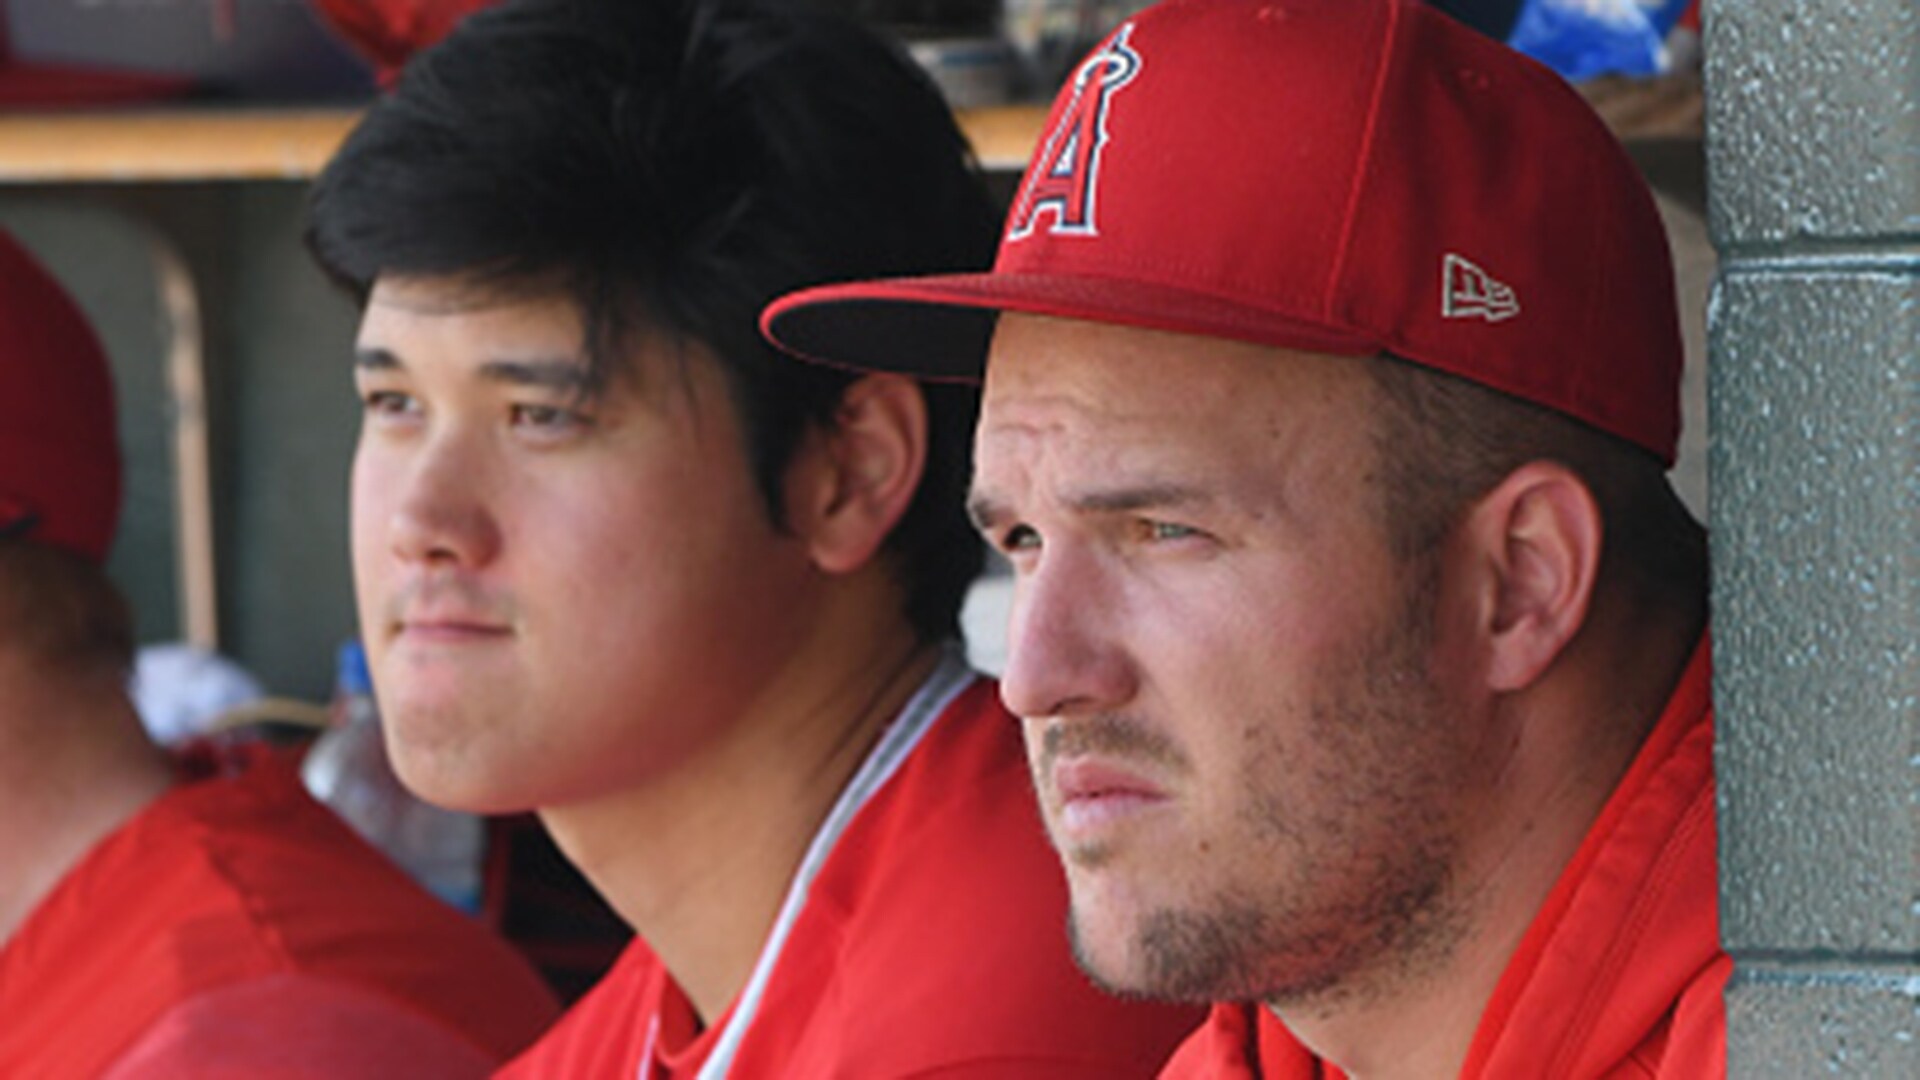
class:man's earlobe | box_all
[1468,462,1603,693]
[799,373,928,575]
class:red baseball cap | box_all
[308,0,499,84]
[0,230,121,563]
[764,0,1682,463]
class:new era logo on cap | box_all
[1441,254,1520,323]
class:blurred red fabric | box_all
[307,0,497,83]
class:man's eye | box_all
[511,403,589,435]
[362,390,419,418]
[1000,524,1041,553]
[1145,520,1200,542]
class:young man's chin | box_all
[375,701,508,812]
[388,744,527,817]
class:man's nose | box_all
[383,431,503,570]
[998,547,1137,721]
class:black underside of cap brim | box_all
[766,295,1000,382]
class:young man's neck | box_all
[539,599,945,1025]
[0,660,175,944]
[1273,607,1706,1079]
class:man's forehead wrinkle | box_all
[992,364,1292,451]
[982,381,1161,455]
[975,328,1350,535]
[985,373,1108,415]
[998,419,1317,540]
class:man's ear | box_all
[1459,461,1603,693]
[791,373,928,575]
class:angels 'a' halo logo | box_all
[1006,24,1143,242]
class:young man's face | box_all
[350,277,822,814]
[972,314,1485,1006]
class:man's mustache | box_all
[383,574,517,627]
[1037,714,1189,774]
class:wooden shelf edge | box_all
[0,104,1048,184]
[0,76,1696,184]
[0,108,360,183]
[959,104,1048,171]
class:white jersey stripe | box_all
[695,648,977,1079]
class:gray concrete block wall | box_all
[1710,273,1916,955]
[1707,0,1918,245]
[1726,967,1920,1076]
[1705,0,1920,1073]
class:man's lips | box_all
[1050,759,1169,835]
[384,578,515,644]
[391,612,512,642]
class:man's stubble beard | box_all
[1067,558,1473,1011]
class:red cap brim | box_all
[764,271,1380,381]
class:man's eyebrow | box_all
[476,358,592,393]
[966,483,1217,531]
[354,347,400,372]
[350,349,590,394]
[966,492,1009,533]
[1065,483,1212,515]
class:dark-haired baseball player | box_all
[306,0,1203,1075]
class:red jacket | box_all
[1161,637,1726,1079]
[503,666,1204,1078]
[0,748,559,1078]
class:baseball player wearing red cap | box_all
[305,1,1203,1075]
[765,0,1724,1076]
[0,229,561,1076]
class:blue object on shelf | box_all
[1507,0,1691,82]
[336,639,372,698]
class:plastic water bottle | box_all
[301,641,486,913]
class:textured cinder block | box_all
[1709,269,1918,954]
[1725,963,1920,1077]
[1706,0,1920,245]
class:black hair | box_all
[306,0,998,643]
